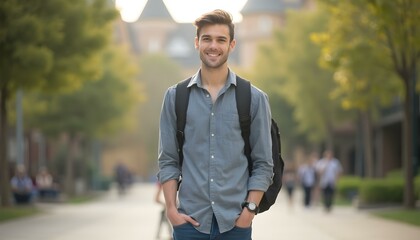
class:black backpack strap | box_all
[235,76,252,175]
[175,78,191,167]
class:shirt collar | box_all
[188,68,237,88]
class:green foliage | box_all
[137,54,184,163]
[315,0,403,114]
[0,0,117,92]
[23,46,141,139]
[0,207,40,222]
[251,7,351,145]
[68,194,101,204]
[337,176,362,200]
[373,209,420,227]
[359,178,405,204]
[348,173,420,205]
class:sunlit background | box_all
[115,0,247,22]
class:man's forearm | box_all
[246,190,264,205]
[162,179,179,210]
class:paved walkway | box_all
[0,183,419,240]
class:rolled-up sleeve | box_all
[248,88,274,191]
[157,86,181,184]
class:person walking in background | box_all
[316,150,342,212]
[155,181,173,240]
[114,162,129,196]
[308,151,322,206]
[36,167,59,200]
[298,156,317,208]
[157,9,273,240]
[283,162,297,210]
[10,164,34,204]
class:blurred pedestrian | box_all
[309,151,322,206]
[283,162,297,210]
[10,164,34,204]
[36,167,59,200]
[298,156,317,208]
[157,9,273,240]
[316,150,342,212]
[155,181,172,240]
[114,162,129,195]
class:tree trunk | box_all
[361,110,374,177]
[0,86,11,206]
[64,134,82,197]
[403,74,415,209]
[65,134,75,197]
[325,123,334,152]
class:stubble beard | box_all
[200,51,229,69]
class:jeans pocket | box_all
[233,225,252,231]
[173,222,189,229]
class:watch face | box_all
[248,202,257,211]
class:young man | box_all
[157,9,273,239]
[315,150,342,212]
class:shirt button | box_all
[212,201,215,205]
[211,112,214,116]
[211,133,214,137]
[211,155,214,159]
[210,179,214,182]
[206,94,210,98]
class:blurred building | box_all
[116,0,314,71]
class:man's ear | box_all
[229,39,236,52]
[194,37,199,49]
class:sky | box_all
[115,0,248,23]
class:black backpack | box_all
[175,76,284,214]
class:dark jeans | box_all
[39,189,59,199]
[322,185,335,211]
[173,215,252,240]
[13,192,31,204]
[302,185,313,207]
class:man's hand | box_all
[166,207,200,227]
[235,208,254,228]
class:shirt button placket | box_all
[209,107,216,209]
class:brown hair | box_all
[193,9,234,42]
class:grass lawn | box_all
[67,192,105,204]
[372,209,420,227]
[0,207,40,223]
[0,193,102,222]
[335,196,352,206]
[68,195,98,204]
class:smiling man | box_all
[157,9,273,240]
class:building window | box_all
[148,39,160,53]
[259,17,273,34]
[167,37,191,57]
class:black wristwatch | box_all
[241,201,259,214]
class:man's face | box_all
[195,24,236,69]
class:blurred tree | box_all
[23,46,140,196]
[318,0,419,208]
[137,54,183,173]
[313,1,402,177]
[0,0,117,205]
[251,8,351,152]
[246,51,306,159]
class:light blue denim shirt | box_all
[157,69,273,234]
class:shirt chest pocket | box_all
[220,112,240,134]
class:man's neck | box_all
[200,66,229,88]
